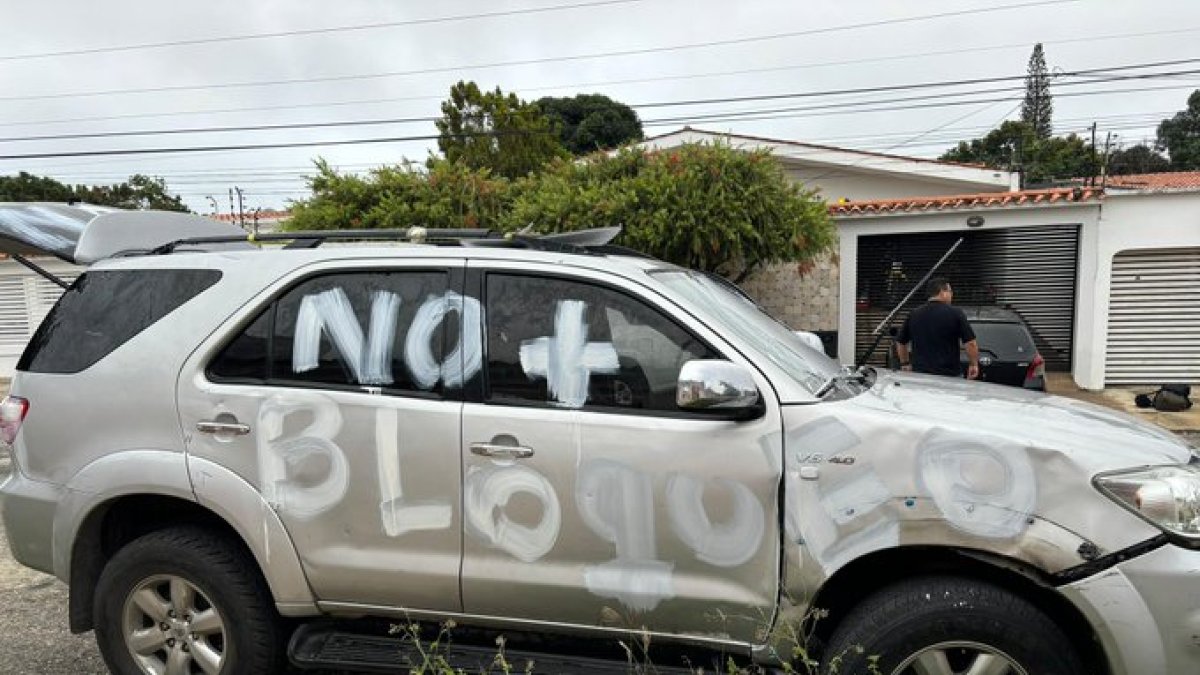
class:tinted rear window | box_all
[18,269,221,373]
[968,321,1036,361]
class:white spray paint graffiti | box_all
[787,416,1039,575]
[520,300,619,408]
[376,407,453,537]
[406,291,483,390]
[257,394,349,518]
[292,288,483,389]
[917,429,1036,538]
[365,291,401,385]
[666,476,765,567]
[464,464,562,563]
[787,417,899,573]
[293,288,399,385]
[577,459,675,612]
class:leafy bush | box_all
[287,143,833,279]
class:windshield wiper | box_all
[815,365,874,398]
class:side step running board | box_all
[289,623,703,674]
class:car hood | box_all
[845,370,1195,472]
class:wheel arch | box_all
[63,454,316,633]
[804,546,1111,675]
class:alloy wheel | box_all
[891,641,1029,675]
[121,574,227,675]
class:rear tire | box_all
[93,526,285,675]
[821,575,1084,675]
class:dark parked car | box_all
[960,306,1046,390]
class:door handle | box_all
[196,420,251,436]
[470,442,534,459]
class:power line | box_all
[2,23,1193,131]
[632,57,1200,110]
[4,63,1197,146]
[641,79,1200,127]
[0,0,1079,103]
[3,77,1191,162]
[0,0,646,63]
[32,115,1173,185]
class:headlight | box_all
[1095,466,1200,543]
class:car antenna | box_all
[856,237,964,368]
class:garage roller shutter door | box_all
[856,224,1080,370]
[1105,247,1200,385]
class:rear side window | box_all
[18,269,221,374]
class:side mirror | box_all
[793,330,826,355]
[677,360,763,419]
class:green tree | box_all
[1021,43,1053,139]
[940,121,1095,185]
[74,174,189,211]
[288,144,834,281]
[1156,89,1200,169]
[434,81,567,178]
[0,171,188,211]
[506,143,833,281]
[288,158,510,231]
[536,94,643,154]
[0,171,76,201]
[1107,144,1170,175]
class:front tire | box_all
[93,526,285,675]
[822,576,1084,675]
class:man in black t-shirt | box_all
[895,278,980,379]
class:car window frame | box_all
[205,264,464,401]
[476,268,729,419]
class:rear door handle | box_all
[470,442,534,459]
[196,420,251,436]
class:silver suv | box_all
[1,204,1198,675]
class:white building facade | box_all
[833,178,1200,390]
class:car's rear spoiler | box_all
[0,202,252,286]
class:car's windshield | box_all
[653,269,841,396]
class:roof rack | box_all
[147,226,628,257]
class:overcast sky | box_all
[2,0,1198,213]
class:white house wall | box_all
[1080,192,1200,389]
[0,259,79,379]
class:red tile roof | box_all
[1102,171,1200,190]
[829,187,1103,217]
[211,209,291,222]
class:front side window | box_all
[210,271,466,395]
[654,269,839,395]
[485,274,715,412]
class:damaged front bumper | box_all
[1059,542,1200,674]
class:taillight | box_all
[0,396,29,445]
[1025,353,1046,384]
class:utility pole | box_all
[1100,132,1114,190]
[234,186,245,230]
[1089,122,1098,186]
[206,195,219,216]
[228,188,235,224]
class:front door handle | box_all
[196,420,251,436]
[470,442,534,459]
